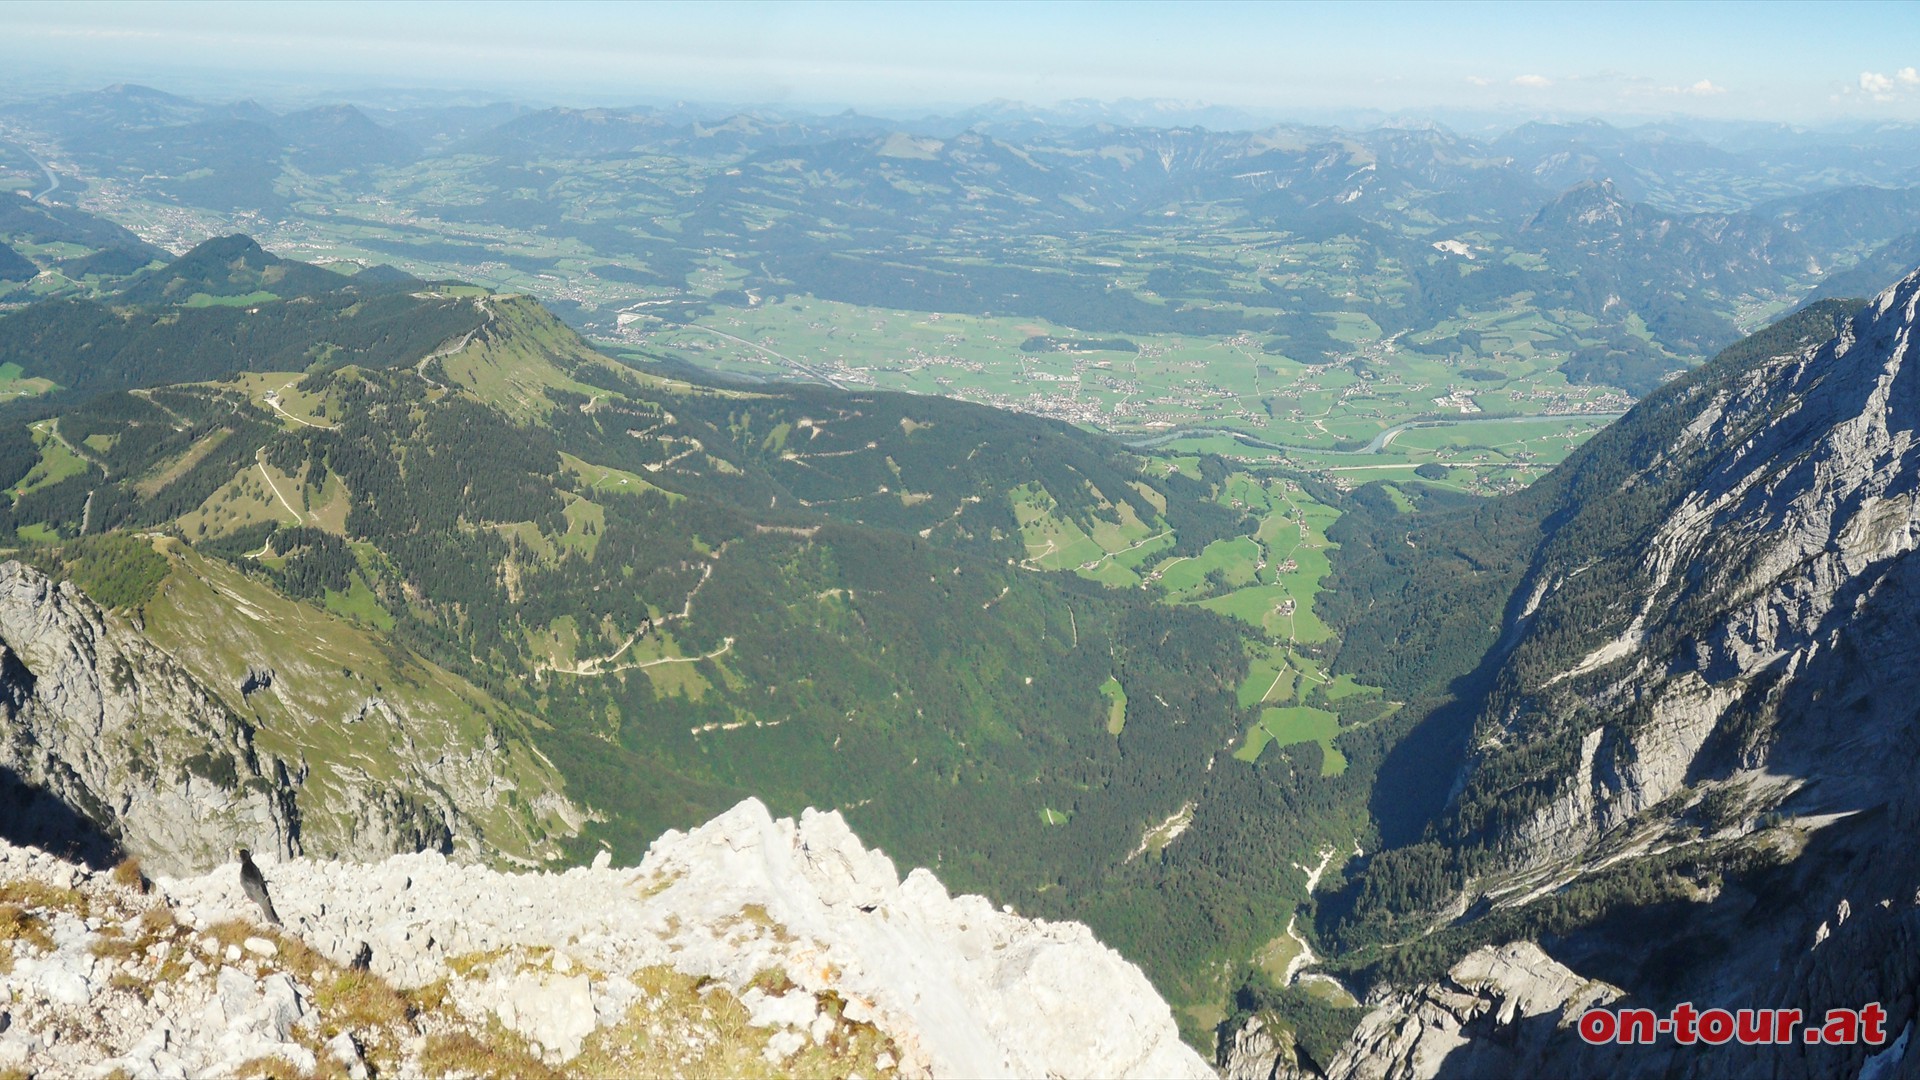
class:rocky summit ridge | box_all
[0,796,1209,1078]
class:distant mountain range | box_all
[7,83,1920,396]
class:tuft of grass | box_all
[406,977,453,1016]
[110,857,149,893]
[418,1027,563,1080]
[91,925,143,962]
[314,969,410,1031]
[747,967,797,996]
[447,949,508,979]
[631,964,703,999]
[571,965,903,1079]
[232,1053,336,1080]
[137,905,176,937]
[723,902,796,944]
[630,868,680,899]
[309,965,416,1069]
[86,904,190,992]
[205,918,259,948]
[0,880,88,917]
[0,903,54,954]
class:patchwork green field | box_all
[1012,457,1388,795]
[1238,706,1346,775]
[617,290,1631,494]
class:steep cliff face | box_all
[129,544,586,868]
[1250,274,1920,1078]
[0,556,582,875]
[1485,270,1920,867]
[0,562,297,875]
[0,798,1209,1078]
[1432,271,1920,922]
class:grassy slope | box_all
[138,539,577,864]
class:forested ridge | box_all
[0,250,1373,1031]
[0,289,483,412]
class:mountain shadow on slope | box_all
[0,760,121,871]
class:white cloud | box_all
[1663,78,1725,96]
[1464,75,1493,86]
[1858,68,1920,101]
[1511,74,1552,89]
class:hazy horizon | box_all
[3,0,1919,130]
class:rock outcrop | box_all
[1223,944,1620,1080]
[0,556,582,874]
[0,797,1209,1078]
[1492,269,1920,865]
[0,562,297,874]
[1222,1015,1295,1080]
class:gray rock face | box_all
[1249,273,1920,1078]
[1491,271,1920,867]
[0,559,579,875]
[1345,945,1620,1080]
[1221,1015,1291,1080]
[1223,945,1619,1080]
[0,561,296,875]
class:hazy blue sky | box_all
[5,0,1919,123]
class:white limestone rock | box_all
[1310,943,1619,1080]
[152,795,1210,1078]
[488,971,595,1060]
